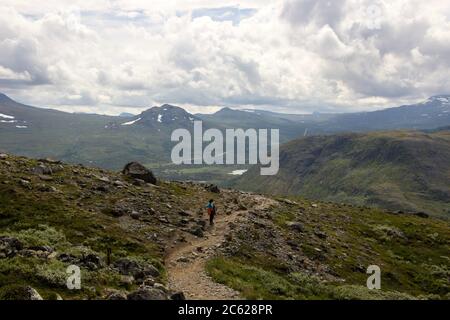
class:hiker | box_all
[206,199,216,226]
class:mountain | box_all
[0,95,201,170]
[118,112,135,118]
[233,129,450,218]
[321,95,450,133]
[115,104,201,129]
[0,154,448,300]
[1,92,450,182]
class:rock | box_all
[19,179,31,188]
[189,226,204,238]
[205,184,220,193]
[122,162,157,185]
[127,287,167,300]
[415,212,429,219]
[314,230,327,239]
[29,245,53,253]
[25,287,44,300]
[95,185,109,192]
[170,292,186,300]
[130,211,142,220]
[287,222,305,232]
[107,292,127,300]
[98,176,110,183]
[113,258,160,279]
[119,275,135,286]
[132,179,146,186]
[81,253,103,270]
[38,175,53,181]
[37,184,57,192]
[153,283,168,292]
[280,199,298,205]
[142,277,155,286]
[113,180,126,187]
[178,210,191,217]
[57,253,78,264]
[177,256,190,263]
[0,153,8,160]
[33,164,53,175]
[0,236,23,258]
[38,158,61,164]
[311,203,318,208]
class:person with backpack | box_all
[206,199,216,226]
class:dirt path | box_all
[166,194,275,300]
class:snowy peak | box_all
[118,104,198,128]
[428,95,450,105]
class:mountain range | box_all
[233,129,450,218]
[1,92,449,175]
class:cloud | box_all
[0,1,449,115]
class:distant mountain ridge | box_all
[233,129,450,218]
[1,92,450,180]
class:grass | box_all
[206,197,450,300]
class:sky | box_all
[0,0,449,115]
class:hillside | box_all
[233,130,450,218]
[0,154,449,300]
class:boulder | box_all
[122,162,157,185]
[107,292,127,300]
[113,258,160,279]
[33,164,53,175]
[0,285,43,300]
[127,287,167,300]
[170,292,186,300]
[286,222,305,233]
[205,184,220,193]
[0,236,23,258]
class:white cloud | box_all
[0,0,449,115]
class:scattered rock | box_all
[24,286,44,300]
[81,253,103,270]
[98,176,110,183]
[130,211,142,220]
[178,210,192,217]
[170,292,186,300]
[33,164,52,175]
[38,158,61,164]
[287,222,305,232]
[0,236,23,258]
[415,212,429,219]
[38,175,53,181]
[57,253,78,264]
[113,180,126,187]
[314,230,327,240]
[122,162,157,185]
[127,287,167,300]
[107,291,127,300]
[19,179,31,188]
[205,184,220,193]
[113,258,160,280]
[188,226,204,238]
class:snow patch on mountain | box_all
[121,118,141,126]
[0,113,15,119]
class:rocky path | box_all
[166,194,275,300]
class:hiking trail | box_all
[166,193,275,300]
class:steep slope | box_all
[0,154,448,300]
[233,130,450,218]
